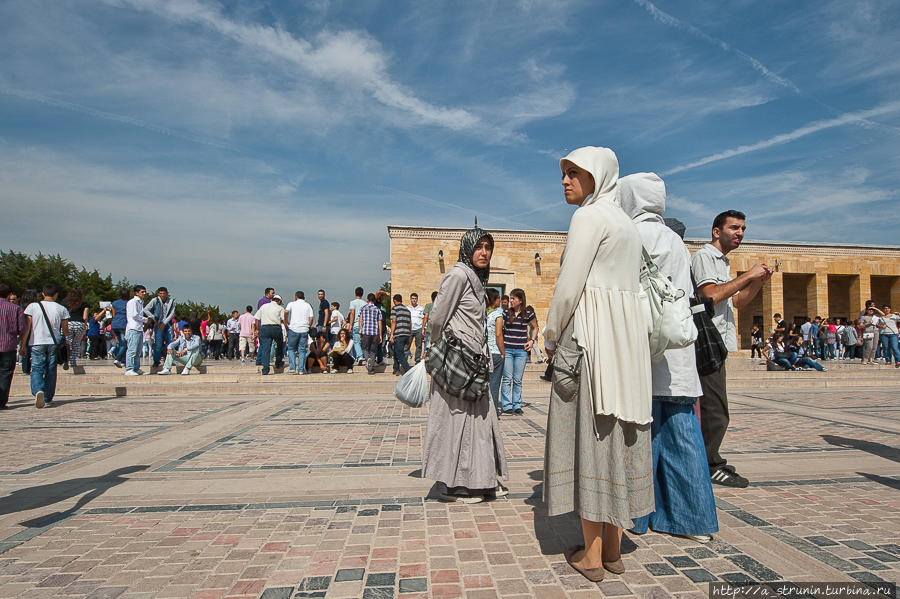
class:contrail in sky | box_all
[1,87,238,151]
[663,101,900,175]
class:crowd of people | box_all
[0,144,897,584]
[752,307,900,369]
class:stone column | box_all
[890,277,900,311]
[849,267,871,317]
[806,273,829,319]
[762,271,783,333]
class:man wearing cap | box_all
[254,294,285,375]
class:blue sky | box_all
[2,0,898,309]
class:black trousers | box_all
[0,350,16,407]
[88,335,105,359]
[332,352,355,369]
[698,361,729,474]
[226,335,239,358]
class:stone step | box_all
[11,368,899,397]
[22,367,900,389]
[18,365,897,387]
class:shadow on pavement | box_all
[51,395,127,406]
[822,435,900,463]
[0,465,148,527]
[5,395,126,410]
[524,469,639,558]
[857,472,900,490]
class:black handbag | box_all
[690,276,727,376]
[426,328,489,402]
[424,277,490,402]
[38,301,70,370]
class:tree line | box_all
[0,250,227,322]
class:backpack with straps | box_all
[638,246,698,360]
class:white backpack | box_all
[638,247,698,360]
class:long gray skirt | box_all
[543,375,654,528]
[422,381,509,490]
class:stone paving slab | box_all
[0,372,897,598]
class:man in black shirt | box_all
[316,289,330,343]
[773,313,787,338]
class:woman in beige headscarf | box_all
[543,146,653,581]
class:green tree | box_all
[173,300,225,323]
[0,251,75,297]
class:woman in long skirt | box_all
[619,172,718,543]
[543,147,653,581]
[422,224,509,503]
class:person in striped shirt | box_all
[390,295,412,375]
[498,288,537,415]
[358,294,383,375]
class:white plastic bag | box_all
[394,361,429,408]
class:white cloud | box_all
[672,166,898,244]
[107,0,488,134]
[663,101,900,175]
[0,144,394,308]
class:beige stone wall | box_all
[388,228,566,328]
[389,227,900,348]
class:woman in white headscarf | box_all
[543,147,653,582]
[618,173,718,543]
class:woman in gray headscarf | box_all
[422,224,509,503]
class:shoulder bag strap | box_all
[37,302,61,345]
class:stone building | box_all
[387,226,900,349]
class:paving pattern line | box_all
[731,393,900,434]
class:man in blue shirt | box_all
[256,288,274,366]
[808,317,821,358]
[110,288,129,367]
[158,324,202,376]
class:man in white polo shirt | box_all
[254,294,285,375]
[691,210,772,488]
[285,291,314,374]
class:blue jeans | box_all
[257,325,283,374]
[489,353,504,412]
[152,325,173,365]
[20,345,31,374]
[880,333,900,364]
[30,344,59,401]
[793,356,824,371]
[112,328,126,362]
[392,335,410,374]
[352,326,362,361]
[631,399,719,536]
[773,357,793,370]
[500,348,527,412]
[287,330,309,373]
[125,329,143,372]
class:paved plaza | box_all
[0,362,897,599]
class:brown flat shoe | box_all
[565,545,604,582]
[603,558,625,574]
